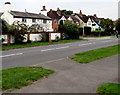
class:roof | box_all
[0,12,3,17]
[47,10,62,20]
[10,11,51,20]
[76,14,88,23]
[89,16,101,25]
[70,16,79,22]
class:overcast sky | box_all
[0,0,119,20]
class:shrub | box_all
[84,26,91,35]
[91,30,105,36]
[78,27,83,35]
[58,20,81,39]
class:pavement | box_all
[11,54,118,93]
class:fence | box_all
[0,32,61,44]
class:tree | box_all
[0,18,9,34]
[60,10,73,15]
[100,19,114,35]
[12,22,27,44]
[58,20,82,39]
[116,20,120,34]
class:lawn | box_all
[2,39,86,51]
[97,83,120,95]
[1,66,54,92]
[70,45,119,63]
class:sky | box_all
[0,0,119,20]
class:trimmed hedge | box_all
[84,26,91,35]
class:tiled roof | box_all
[76,14,89,23]
[89,16,101,25]
[70,16,79,22]
[47,10,62,20]
[0,12,3,17]
[10,11,51,20]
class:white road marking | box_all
[79,43,92,46]
[41,46,69,52]
[31,58,65,66]
[56,46,69,50]
[1,53,23,58]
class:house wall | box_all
[75,15,87,27]
[87,18,101,31]
[52,19,59,31]
[1,12,14,25]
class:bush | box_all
[78,27,83,35]
[58,20,81,39]
[91,30,105,36]
[84,26,91,35]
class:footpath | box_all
[12,54,118,93]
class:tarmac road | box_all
[2,37,119,69]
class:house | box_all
[0,2,53,32]
[75,10,103,34]
[47,8,65,32]
[47,8,80,31]
[74,10,88,28]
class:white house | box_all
[87,15,103,31]
[0,2,53,32]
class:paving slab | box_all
[11,55,118,93]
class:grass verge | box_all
[1,66,54,92]
[97,83,120,95]
[2,39,86,51]
[70,45,119,63]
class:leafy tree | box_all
[12,22,27,44]
[100,19,114,35]
[116,20,120,34]
[0,19,9,34]
[60,10,73,15]
[58,20,82,39]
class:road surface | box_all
[2,37,119,69]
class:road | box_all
[2,37,119,69]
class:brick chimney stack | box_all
[94,14,97,18]
[41,6,47,11]
[57,8,60,11]
[79,10,82,17]
[40,6,47,16]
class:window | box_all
[92,24,96,26]
[32,19,36,23]
[54,20,57,24]
[43,20,47,23]
[22,18,27,22]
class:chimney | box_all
[79,10,82,17]
[40,6,47,16]
[50,9,53,12]
[57,8,60,11]
[25,9,27,12]
[4,2,11,13]
[94,14,97,18]
[41,6,47,11]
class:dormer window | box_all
[32,19,36,23]
[22,18,27,23]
